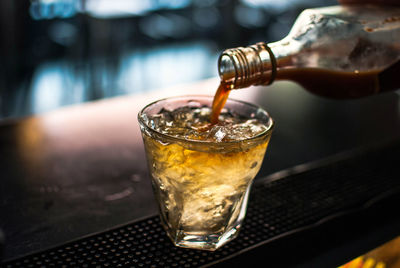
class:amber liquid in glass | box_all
[140,97,272,250]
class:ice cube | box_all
[214,128,226,142]
[207,125,227,142]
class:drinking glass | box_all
[138,96,274,250]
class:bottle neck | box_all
[218,42,278,89]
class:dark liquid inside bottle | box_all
[379,60,400,94]
[211,60,400,123]
[276,68,380,99]
[276,60,400,99]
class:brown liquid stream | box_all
[210,81,232,124]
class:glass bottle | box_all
[218,5,400,99]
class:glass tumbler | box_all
[138,96,274,250]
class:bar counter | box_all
[1,78,400,267]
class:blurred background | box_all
[0,0,337,120]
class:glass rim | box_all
[137,95,274,146]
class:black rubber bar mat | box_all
[3,140,400,268]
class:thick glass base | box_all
[167,225,241,251]
[158,183,252,251]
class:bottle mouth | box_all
[218,53,237,85]
[218,43,276,89]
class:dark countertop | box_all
[1,78,400,264]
